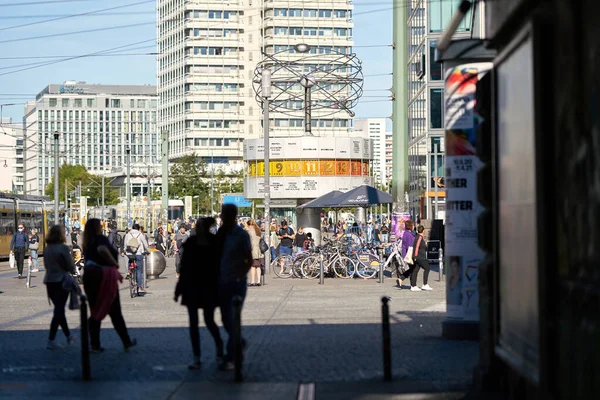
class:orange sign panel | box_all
[351,161,362,176]
[336,160,350,176]
[302,160,319,175]
[361,161,369,176]
[320,160,335,176]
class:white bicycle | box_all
[352,240,409,279]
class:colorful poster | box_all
[444,62,492,321]
[390,212,411,242]
[320,160,335,176]
[351,161,362,176]
[302,160,319,176]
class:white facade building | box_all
[23,81,158,196]
[0,118,19,193]
[353,118,387,186]
[157,0,355,167]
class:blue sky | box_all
[0,0,393,125]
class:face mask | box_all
[18,228,23,232]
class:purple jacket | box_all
[401,230,416,258]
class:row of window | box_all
[188,137,243,147]
[187,46,240,56]
[273,119,349,128]
[184,10,239,20]
[272,27,352,37]
[184,101,242,111]
[38,110,157,122]
[36,133,157,147]
[45,98,156,109]
[184,83,241,93]
[272,8,351,18]
[184,120,242,129]
[272,45,351,55]
[37,122,156,134]
[186,28,239,38]
[184,65,241,75]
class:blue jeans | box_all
[279,246,292,256]
[219,279,247,361]
[135,255,144,288]
[270,247,277,261]
[30,249,39,269]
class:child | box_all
[302,232,315,251]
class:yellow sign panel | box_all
[285,160,302,176]
[248,162,256,177]
[257,161,265,176]
[270,161,285,176]
[302,160,319,176]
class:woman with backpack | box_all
[83,219,137,353]
[174,217,223,369]
[245,219,264,287]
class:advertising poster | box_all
[444,62,492,321]
[390,212,411,242]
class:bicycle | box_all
[300,245,356,279]
[126,255,147,298]
[271,250,312,279]
[352,240,409,280]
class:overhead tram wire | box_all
[0,0,155,32]
[0,0,102,6]
[0,12,155,19]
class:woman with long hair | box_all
[43,225,76,349]
[398,220,422,291]
[246,219,264,287]
[174,217,223,369]
[82,218,136,353]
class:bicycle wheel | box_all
[300,255,321,280]
[355,253,380,279]
[129,275,136,298]
[332,256,356,278]
[272,255,294,278]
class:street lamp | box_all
[53,131,60,225]
[299,74,316,136]
[126,145,131,228]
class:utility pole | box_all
[147,165,152,231]
[161,130,169,224]
[262,69,272,274]
[64,178,68,220]
[126,146,131,229]
[210,151,214,216]
[101,175,105,221]
[53,131,60,225]
[391,0,409,213]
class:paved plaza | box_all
[0,257,479,399]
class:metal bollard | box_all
[381,296,392,381]
[80,295,91,381]
[379,257,384,284]
[26,258,32,289]
[438,248,444,281]
[232,296,243,382]
[319,253,324,285]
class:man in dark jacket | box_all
[107,222,121,252]
[10,223,29,279]
[215,204,252,371]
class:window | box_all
[429,41,443,80]
[130,99,135,108]
[62,98,69,107]
[49,98,57,107]
[112,99,121,108]
[74,99,83,107]
[430,89,443,129]
[87,98,95,107]
[430,0,471,32]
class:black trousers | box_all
[411,257,431,286]
[83,266,131,349]
[186,305,223,358]
[14,247,26,275]
[46,282,70,340]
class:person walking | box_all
[154,227,167,256]
[397,220,421,291]
[107,221,121,253]
[413,225,433,290]
[246,219,264,287]
[43,225,77,349]
[83,219,137,353]
[29,228,41,272]
[123,223,150,290]
[215,204,252,371]
[269,224,279,261]
[10,223,29,279]
[174,224,188,279]
[174,217,224,369]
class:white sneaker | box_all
[46,340,64,350]
[396,278,402,288]
[421,284,433,291]
[410,286,422,292]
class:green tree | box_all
[45,164,119,206]
[170,154,210,214]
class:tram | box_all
[0,193,65,258]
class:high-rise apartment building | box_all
[353,119,387,186]
[157,0,355,168]
[0,118,20,193]
[406,0,484,220]
[23,81,158,196]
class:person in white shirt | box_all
[123,224,150,290]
